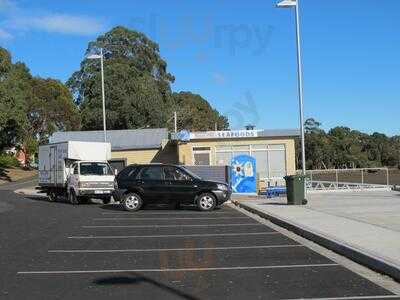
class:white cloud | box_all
[10,14,105,35]
[0,28,12,39]
[212,72,227,85]
[0,1,105,37]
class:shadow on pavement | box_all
[23,195,101,206]
[259,202,288,206]
[93,273,200,300]
[100,203,223,212]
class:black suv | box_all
[114,164,232,212]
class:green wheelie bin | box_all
[284,175,308,205]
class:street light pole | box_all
[87,49,107,142]
[294,1,306,180]
[100,48,107,142]
[277,0,307,197]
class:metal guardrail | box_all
[304,168,390,191]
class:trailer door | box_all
[50,146,57,185]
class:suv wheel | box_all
[197,193,216,211]
[123,193,143,212]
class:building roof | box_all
[49,128,168,151]
[258,129,300,138]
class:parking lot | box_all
[1,189,400,300]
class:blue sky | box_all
[0,0,399,136]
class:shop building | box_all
[50,127,299,187]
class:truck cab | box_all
[67,160,116,204]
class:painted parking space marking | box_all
[101,211,241,215]
[92,216,250,221]
[48,244,304,253]
[283,296,400,300]
[82,223,264,228]
[68,232,280,239]
[17,263,339,275]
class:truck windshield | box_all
[79,162,113,176]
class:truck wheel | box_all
[48,192,58,202]
[102,197,111,205]
[68,190,78,205]
[122,193,143,212]
[197,193,216,211]
[78,197,90,204]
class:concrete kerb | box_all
[233,200,400,283]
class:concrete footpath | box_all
[234,191,400,282]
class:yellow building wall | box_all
[111,149,160,165]
[177,137,296,176]
[111,143,179,165]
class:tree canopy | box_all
[172,92,229,131]
[67,27,170,130]
[299,118,400,169]
[0,47,80,160]
[67,26,228,131]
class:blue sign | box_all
[230,155,256,193]
[175,130,191,141]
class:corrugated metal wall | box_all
[184,165,231,184]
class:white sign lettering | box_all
[190,130,259,140]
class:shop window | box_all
[214,143,287,179]
[252,150,268,179]
[216,151,232,166]
[232,145,250,157]
[269,144,285,150]
[216,145,232,151]
[193,147,211,165]
[251,144,267,150]
[252,144,287,179]
[269,149,286,178]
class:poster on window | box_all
[230,155,256,193]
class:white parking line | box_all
[68,232,280,239]
[17,263,339,275]
[101,211,239,215]
[283,296,400,300]
[82,223,263,228]
[92,217,250,221]
[48,244,304,253]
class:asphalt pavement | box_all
[1,188,400,300]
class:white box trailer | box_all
[38,141,115,204]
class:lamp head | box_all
[277,0,296,8]
[86,54,102,60]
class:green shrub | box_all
[0,153,20,168]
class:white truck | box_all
[38,141,116,204]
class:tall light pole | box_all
[277,0,307,197]
[87,48,107,142]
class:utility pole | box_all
[174,111,177,133]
